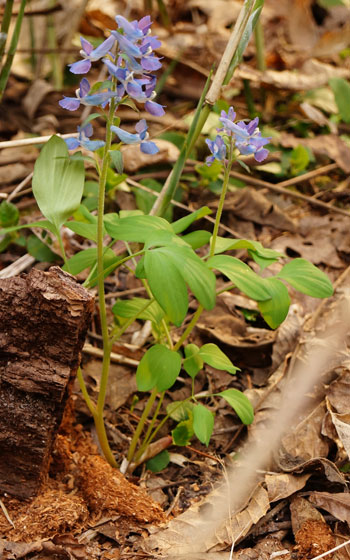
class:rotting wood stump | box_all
[0,267,94,499]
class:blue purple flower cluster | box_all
[206,107,270,166]
[59,15,164,153]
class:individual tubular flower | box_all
[205,135,227,166]
[111,119,159,154]
[65,124,105,151]
[59,78,121,111]
[69,35,115,74]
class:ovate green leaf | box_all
[183,343,203,379]
[193,404,214,446]
[199,343,238,374]
[32,135,85,231]
[136,344,182,392]
[219,389,254,425]
[146,450,170,472]
[277,258,333,298]
[208,255,271,301]
[258,277,290,329]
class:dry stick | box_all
[7,171,33,202]
[0,254,35,278]
[0,133,78,149]
[83,342,139,368]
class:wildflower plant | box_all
[2,7,334,474]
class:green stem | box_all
[254,19,266,72]
[173,305,203,352]
[210,139,234,257]
[127,387,158,464]
[135,392,165,462]
[0,0,27,101]
[92,97,118,467]
[110,298,154,344]
[77,367,96,416]
[57,228,70,271]
[0,0,14,63]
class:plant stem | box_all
[93,97,117,467]
[57,228,70,271]
[135,392,165,462]
[210,139,234,257]
[77,366,96,416]
[254,19,266,72]
[173,305,203,352]
[0,0,27,101]
[0,0,14,64]
[127,387,158,464]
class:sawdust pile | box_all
[0,403,165,542]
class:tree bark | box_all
[0,267,94,499]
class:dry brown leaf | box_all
[276,455,347,488]
[271,232,344,269]
[327,403,350,460]
[327,372,350,414]
[211,188,296,232]
[281,402,329,463]
[265,473,311,502]
[290,495,327,535]
[234,60,350,91]
[81,360,137,411]
[145,484,269,555]
[309,492,350,524]
[278,132,350,173]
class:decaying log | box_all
[0,267,94,499]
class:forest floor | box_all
[1,0,350,559]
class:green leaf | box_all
[109,149,124,174]
[289,145,311,176]
[62,247,118,285]
[183,344,203,379]
[154,245,216,310]
[181,230,211,250]
[193,404,214,446]
[80,112,102,129]
[258,277,290,329]
[112,297,164,324]
[218,389,254,424]
[213,237,283,261]
[64,221,97,242]
[26,235,58,263]
[145,249,189,326]
[32,135,85,231]
[172,417,194,446]
[172,206,212,234]
[145,245,216,325]
[0,219,57,237]
[199,343,238,374]
[166,401,194,422]
[329,78,350,123]
[277,258,333,298]
[105,214,172,243]
[146,450,170,472]
[136,344,182,392]
[0,200,19,227]
[62,247,98,275]
[208,255,271,301]
[196,160,223,180]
